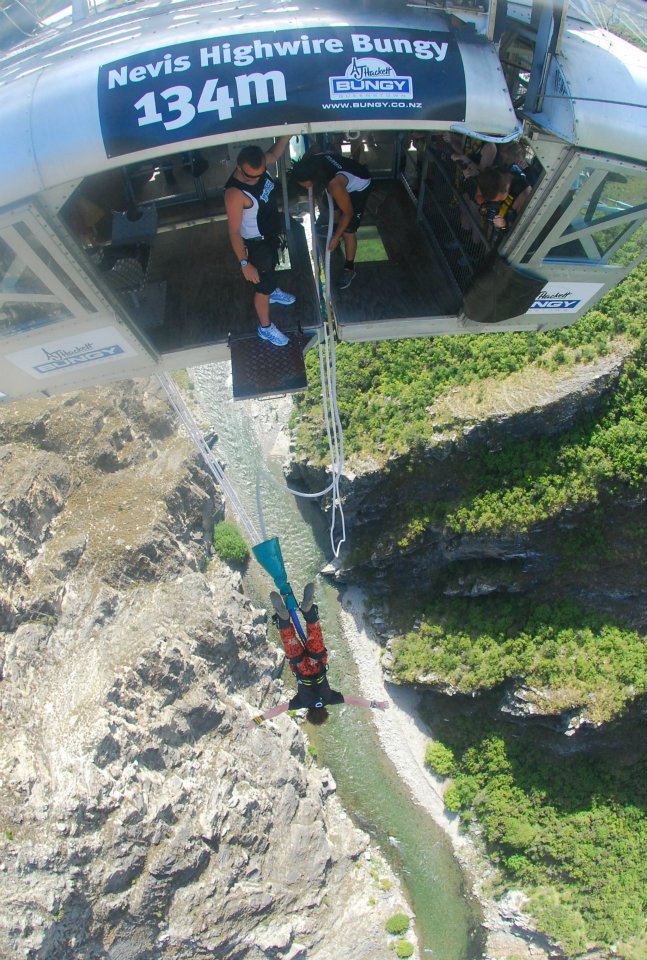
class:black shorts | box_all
[345,186,371,233]
[288,678,345,710]
[245,236,280,295]
[319,185,371,234]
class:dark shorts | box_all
[344,187,371,234]
[322,185,371,234]
[245,236,280,295]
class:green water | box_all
[193,363,483,960]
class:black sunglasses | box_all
[240,165,266,180]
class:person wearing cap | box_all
[291,151,372,290]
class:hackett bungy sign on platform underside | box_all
[8,326,138,379]
[526,282,604,314]
[98,27,466,157]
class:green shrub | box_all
[212,521,249,565]
[443,784,462,813]
[506,854,537,883]
[396,940,414,958]
[385,913,410,936]
[424,742,456,777]
[391,597,647,724]
[432,717,647,951]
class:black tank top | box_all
[315,152,371,186]
[225,170,282,239]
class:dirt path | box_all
[339,586,465,842]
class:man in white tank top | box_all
[225,137,294,347]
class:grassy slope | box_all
[294,263,646,467]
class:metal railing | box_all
[408,148,494,295]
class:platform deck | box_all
[326,180,460,331]
[141,217,319,352]
[230,332,310,400]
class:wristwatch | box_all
[240,259,249,267]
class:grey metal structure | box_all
[0,0,645,402]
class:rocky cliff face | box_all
[288,352,645,624]
[288,352,646,734]
[0,381,410,960]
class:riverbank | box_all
[338,586,553,960]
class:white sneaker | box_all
[269,288,296,305]
[258,322,289,347]
[300,582,315,613]
[270,591,289,620]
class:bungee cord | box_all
[253,185,347,558]
[157,371,260,546]
[159,179,348,562]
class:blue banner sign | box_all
[98,26,466,157]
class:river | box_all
[191,361,483,960]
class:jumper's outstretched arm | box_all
[245,702,290,730]
[342,695,389,710]
[246,696,389,729]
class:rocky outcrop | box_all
[0,446,71,590]
[0,381,411,960]
[288,352,646,630]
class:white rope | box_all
[157,372,261,545]
[254,185,347,558]
[448,122,524,144]
[319,193,347,557]
[159,180,348,559]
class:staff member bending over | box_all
[291,152,372,289]
[247,583,388,728]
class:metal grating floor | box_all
[230,332,310,400]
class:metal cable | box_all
[157,372,260,545]
[0,6,35,35]
[255,184,347,557]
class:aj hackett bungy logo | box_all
[527,282,604,315]
[8,327,138,379]
[532,291,582,310]
[330,57,413,101]
[34,341,125,374]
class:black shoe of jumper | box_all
[338,270,356,290]
[270,591,289,620]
